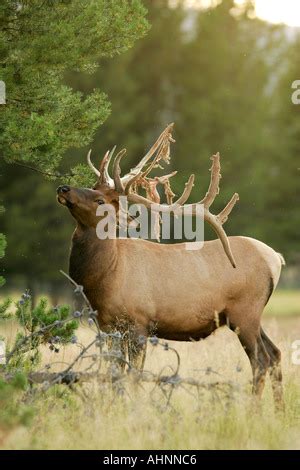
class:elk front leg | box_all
[127,326,147,371]
[128,342,147,371]
[106,334,127,373]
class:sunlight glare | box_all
[182,0,300,27]
[255,0,300,27]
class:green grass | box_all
[265,290,300,317]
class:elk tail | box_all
[277,252,286,267]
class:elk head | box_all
[56,184,121,228]
[57,123,239,266]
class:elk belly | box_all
[154,315,223,341]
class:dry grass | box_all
[1,314,300,450]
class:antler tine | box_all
[204,212,238,268]
[112,148,127,193]
[154,171,177,183]
[172,174,194,207]
[199,153,220,208]
[103,146,116,185]
[126,171,178,202]
[185,153,239,268]
[154,171,177,204]
[217,193,239,225]
[137,171,178,205]
[121,123,174,186]
[87,149,100,177]
[127,174,194,212]
[125,172,141,195]
[99,150,109,174]
[87,148,115,187]
[95,150,115,187]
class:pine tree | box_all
[0,0,149,177]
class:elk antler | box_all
[154,172,177,204]
[86,124,239,267]
[125,153,238,268]
[184,153,239,268]
[122,123,174,187]
[87,149,100,177]
[126,175,195,213]
[88,148,115,187]
[112,149,127,193]
[89,124,175,190]
[102,146,116,186]
[135,171,177,204]
[126,173,194,243]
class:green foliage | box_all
[8,294,78,370]
[0,372,33,431]
[0,292,80,435]
[0,0,149,176]
[0,298,12,321]
[16,295,77,343]
[68,163,97,188]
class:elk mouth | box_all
[56,185,75,208]
[57,195,66,205]
[57,195,74,209]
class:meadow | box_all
[0,289,299,450]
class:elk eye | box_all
[96,199,105,205]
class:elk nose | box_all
[57,185,70,194]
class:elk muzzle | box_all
[57,185,72,206]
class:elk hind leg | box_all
[261,328,284,411]
[236,329,270,400]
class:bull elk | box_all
[57,124,284,409]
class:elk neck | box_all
[69,225,118,290]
